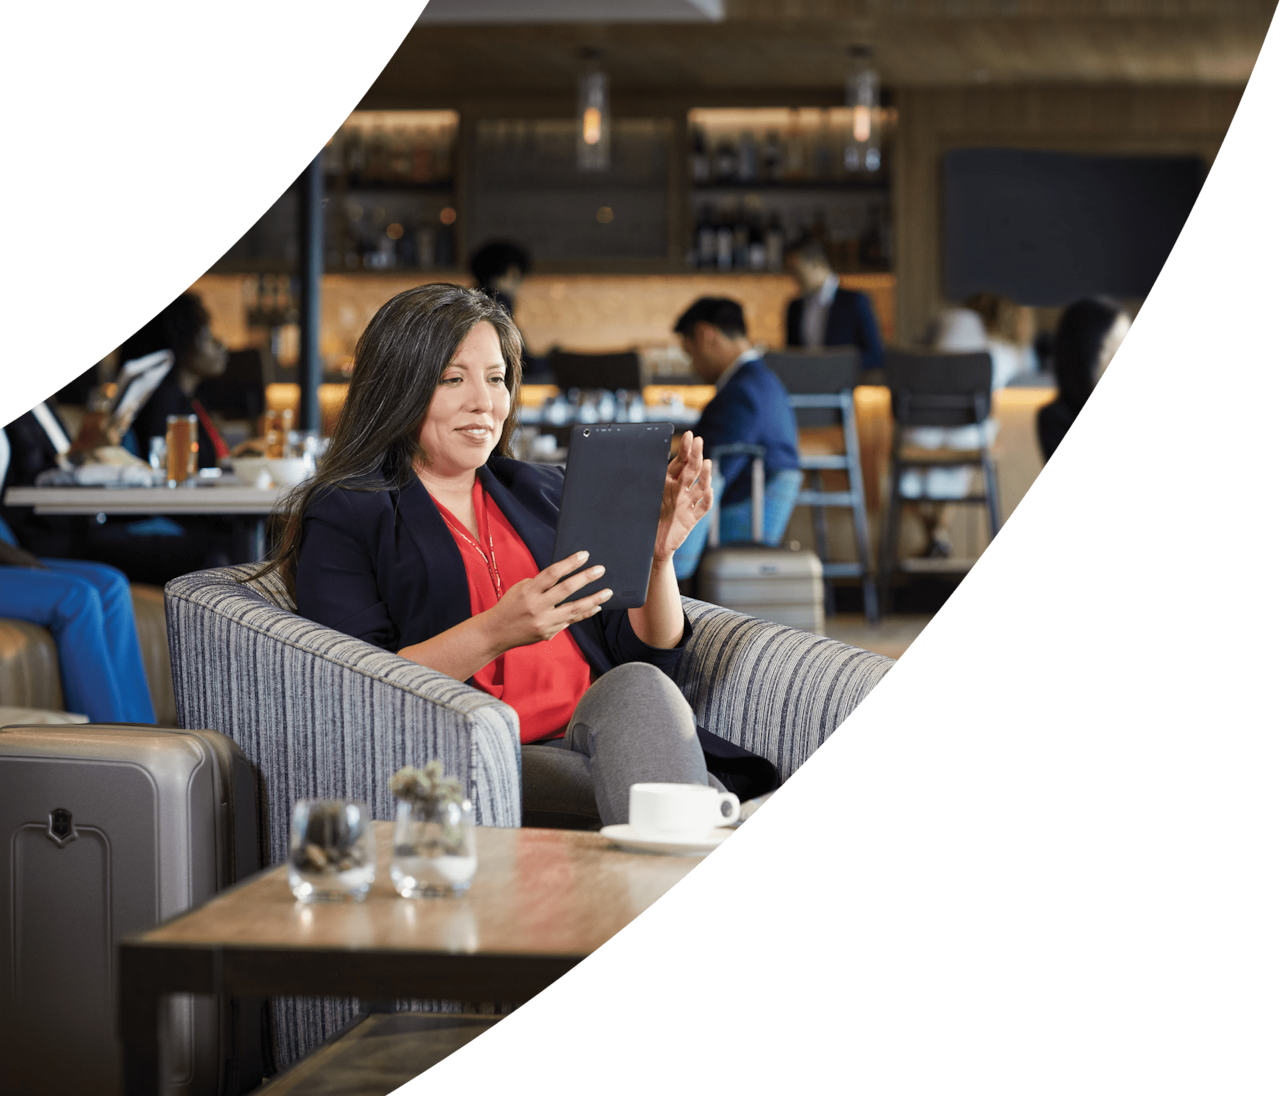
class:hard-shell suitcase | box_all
[0,723,265,1096]
[697,449,825,634]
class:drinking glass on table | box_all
[164,414,198,486]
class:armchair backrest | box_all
[163,567,522,870]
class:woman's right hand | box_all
[479,551,612,652]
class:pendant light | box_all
[577,49,611,172]
[845,45,881,174]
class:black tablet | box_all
[551,422,674,609]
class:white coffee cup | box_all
[628,783,740,840]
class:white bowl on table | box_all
[230,457,271,487]
[266,458,312,489]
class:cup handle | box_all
[715,792,740,827]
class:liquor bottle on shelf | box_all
[731,205,751,270]
[762,130,783,182]
[783,113,806,181]
[764,212,785,272]
[416,225,437,271]
[345,127,366,187]
[714,138,737,184]
[689,124,710,184]
[411,129,434,183]
[859,201,889,268]
[736,130,758,183]
[715,207,734,272]
[747,213,767,272]
[390,128,413,183]
[812,111,836,180]
[694,205,716,268]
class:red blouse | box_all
[432,477,593,744]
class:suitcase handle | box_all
[707,443,766,547]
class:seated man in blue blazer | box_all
[670,298,801,582]
[784,237,884,371]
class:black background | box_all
[10,6,1269,1085]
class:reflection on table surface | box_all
[138,821,701,957]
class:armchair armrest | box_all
[675,598,894,781]
[165,567,521,868]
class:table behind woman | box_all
[262,284,774,829]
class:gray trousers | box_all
[520,662,711,829]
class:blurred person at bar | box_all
[1037,297,1131,462]
[470,240,546,379]
[470,240,530,316]
[904,291,1037,558]
[670,297,801,581]
[784,236,884,370]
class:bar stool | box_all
[546,349,643,393]
[764,350,879,624]
[878,349,1001,612]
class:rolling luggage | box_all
[697,448,825,634]
[0,723,265,1096]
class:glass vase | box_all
[287,799,377,902]
[390,796,476,897]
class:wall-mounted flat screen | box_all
[943,148,1204,305]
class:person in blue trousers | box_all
[0,426,154,723]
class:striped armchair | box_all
[164,564,894,1066]
[165,564,894,867]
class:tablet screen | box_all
[552,422,674,609]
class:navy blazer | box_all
[785,287,885,371]
[294,456,688,679]
[295,456,781,798]
[693,357,800,508]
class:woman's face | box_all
[1093,312,1132,384]
[186,324,228,379]
[417,322,511,479]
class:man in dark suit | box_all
[784,237,884,370]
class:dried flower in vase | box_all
[390,760,464,807]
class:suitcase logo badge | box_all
[47,807,78,847]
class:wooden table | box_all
[118,822,702,1095]
[3,483,287,562]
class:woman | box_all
[1037,298,1131,462]
[123,292,231,469]
[269,284,758,829]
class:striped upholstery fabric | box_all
[676,598,895,781]
[164,568,893,1069]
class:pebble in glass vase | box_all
[389,763,477,898]
[287,799,377,902]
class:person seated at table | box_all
[1037,297,1131,462]
[122,292,232,469]
[668,297,801,582]
[783,237,884,370]
[0,427,155,723]
[265,283,777,829]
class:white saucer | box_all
[599,824,732,856]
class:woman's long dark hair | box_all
[258,283,524,598]
[1052,297,1125,414]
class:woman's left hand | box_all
[653,431,713,563]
